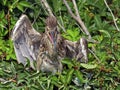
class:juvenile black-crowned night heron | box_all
[11,15,88,73]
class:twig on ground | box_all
[41,0,53,16]
[88,49,101,64]
[63,0,92,39]
[104,0,120,31]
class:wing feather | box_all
[77,38,88,63]
[11,14,41,66]
[64,38,88,63]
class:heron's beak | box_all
[48,30,57,48]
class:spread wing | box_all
[65,38,88,63]
[11,15,41,68]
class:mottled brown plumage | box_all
[11,14,88,73]
[36,16,65,73]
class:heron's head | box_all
[45,16,58,46]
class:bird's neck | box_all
[44,34,58,55]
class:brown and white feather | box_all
[11,14,88,73]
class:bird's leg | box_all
[57,61,63,73]
[30,60,36,70]
[36,54,43,73]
